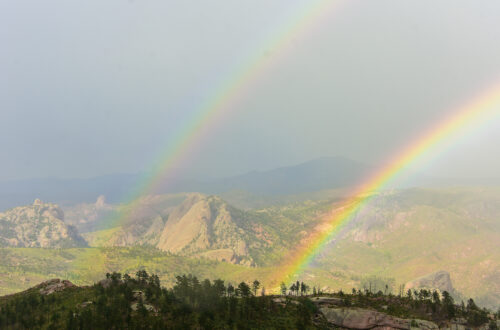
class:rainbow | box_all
[272,84,500,286]
[99,0,500,288]
[106,0,345,228]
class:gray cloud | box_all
[1,0,499,181]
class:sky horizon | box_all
[2,0,500,182]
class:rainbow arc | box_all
[103,0,345,229]
[95,0,500,287]
[272,84,500,286]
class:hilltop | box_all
[0,271,498,329]
[0,199,86,248]
[0,272,322,329]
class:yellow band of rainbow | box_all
[272,84,500,286]
[103,0,345,228]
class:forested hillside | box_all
[1,271,498,329]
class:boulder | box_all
[406,271,455,294]
[320,307,438,330]
[37,279,76,295]
[311,296,343,306]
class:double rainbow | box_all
[106,0,344,228]
[102,0,500,286]
[272,84,500,285]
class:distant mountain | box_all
[202,156,373,195]
[2,157,500,212]
[0,174,141,211]
[0,157,372,211]
[0,199,86,248]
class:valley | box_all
[0,186,498,310]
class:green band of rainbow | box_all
[273,84,500,286]
[105,0,345,228]
[100,0,500,289]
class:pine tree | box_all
[227,284,235,297]
[280,282,287,296]
[252,280,260,296]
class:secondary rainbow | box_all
[105,0,346,227]
[272,84,500,286]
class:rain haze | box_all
[1,0,500,182]
[1,1,500,323]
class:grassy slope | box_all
[0,246,358,297]
[0,247,273,296]
[82,227,123,247]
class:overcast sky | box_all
[1,0,500,181]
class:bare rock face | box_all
[406,271,455,294]
[36,279,76,295]
[320,307,438,330]
[78,193,255,265]
[156,194,253,266]
[0,200,87,248]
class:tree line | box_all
[0,270,498,329]
[0,271,318,329]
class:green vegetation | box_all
[309,187,500,308]
[1,271,498,329]
[231,199,332,266]
[0,272,320,329]
[0,247,272,296]
[1,186,499,312]
[327,288,495,327]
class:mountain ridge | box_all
[0,157,372,210]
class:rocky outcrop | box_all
[405,271,456,295]
[156,195,254,266]
[440,318,499,330]
[310,296,343,306]
[319,307,438,330]
[79,194,257,265]
[36,279,76,295]
[0,200,87,248]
